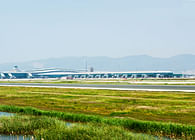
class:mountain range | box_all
[1,54,195,73]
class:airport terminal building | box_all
[0,67,184,79]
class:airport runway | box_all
[1,83,195,92]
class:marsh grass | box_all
[0,105,194,139]
[0,115,159,140]
[0,115,58,135]
[35,123,157,140]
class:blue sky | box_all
[0,0,195,63]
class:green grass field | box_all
[0,86,194,125]
[0,86,194,139]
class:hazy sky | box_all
[0,0,195,63]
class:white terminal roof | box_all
[30,68,77,73]
[38,71,173,75]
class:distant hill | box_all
[1,54,195,73]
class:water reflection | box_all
[0,135,34,140]
[66,122,73,127]
[0,112,14,117]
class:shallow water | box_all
[132,133,171,140]
[66,122,73,127]
[0,112,14,117]
[0,135,34,140]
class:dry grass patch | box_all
[135,106,159,110]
